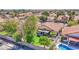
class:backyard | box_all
[0,10,79,50]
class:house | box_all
[47,13,57,22]
[47,16,55,22]
[61,25,79,49]
[57,15,69,23]
[18,12,33,17]
[74,15,79,21]
[62,25,79,35]
[39,22,64,32]
[38,22,64,36]
[18,12,33,20]
[68,37,79,42]
[34,12,42,17]
[62,25,79,42]
[0,16,7,23]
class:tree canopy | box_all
[24,16,39,43]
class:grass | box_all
[32,36,53,47]
[0,31,9,36]
[32,36,41,46]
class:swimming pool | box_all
[58,44,74,50]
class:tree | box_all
[12,32,21,42]
[2,19,18,34]
[67,10,76,20]
[39,36,51,48]
[49,41,56,50]
[56,11,65,17]
[42,11,49,16]
[39,15,47,22]
[23,16,39,43]
[67,20,78,26]
[11,10,18,17]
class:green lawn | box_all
[32,36,41,46]
[0,31,9,36]
[32,36,52,47]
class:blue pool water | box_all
[58,44,73,50]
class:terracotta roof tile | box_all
[69,37,79,42]
[40,22,64,32]
[62,25,79,35]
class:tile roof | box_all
[0,17,6,22]
[69,37,79,42]
[62,25,79,35]
[19,12,33,16]
[39,22,64,32]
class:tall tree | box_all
[24,16,39,43]
[67,10,76,20]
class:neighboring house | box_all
[47,13,57,22]
[0,16,7,23]
[62,25,79,35]
[4,14,12,19]
[68,37,79,42]
[38,22,64,41]
[18,12,33,20]
[18,12,33,17]
[57,15,69,23]
[38,22,64,37]
[40,22,64,32]
[61,25,79,48]
[47,16,55,22]
[34,12,42,17]
[74,15,79,21]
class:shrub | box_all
[67,20,78,26]
[49,41,56,50]
[0,31,9,36]
[2,20,18,34]
[60,35,65,42]
[50,31,57,37]
[32,36,40,46]
[39,36,51,48]
[12,32,21,42]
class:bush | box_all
[49,41,56,50]
[67,20,78,26]
[2,20,18,34]
[12,32,21,42]
[32,36,40,46]
[39,36,51,48]
[50,31,57,37]
[60,35,64,42]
